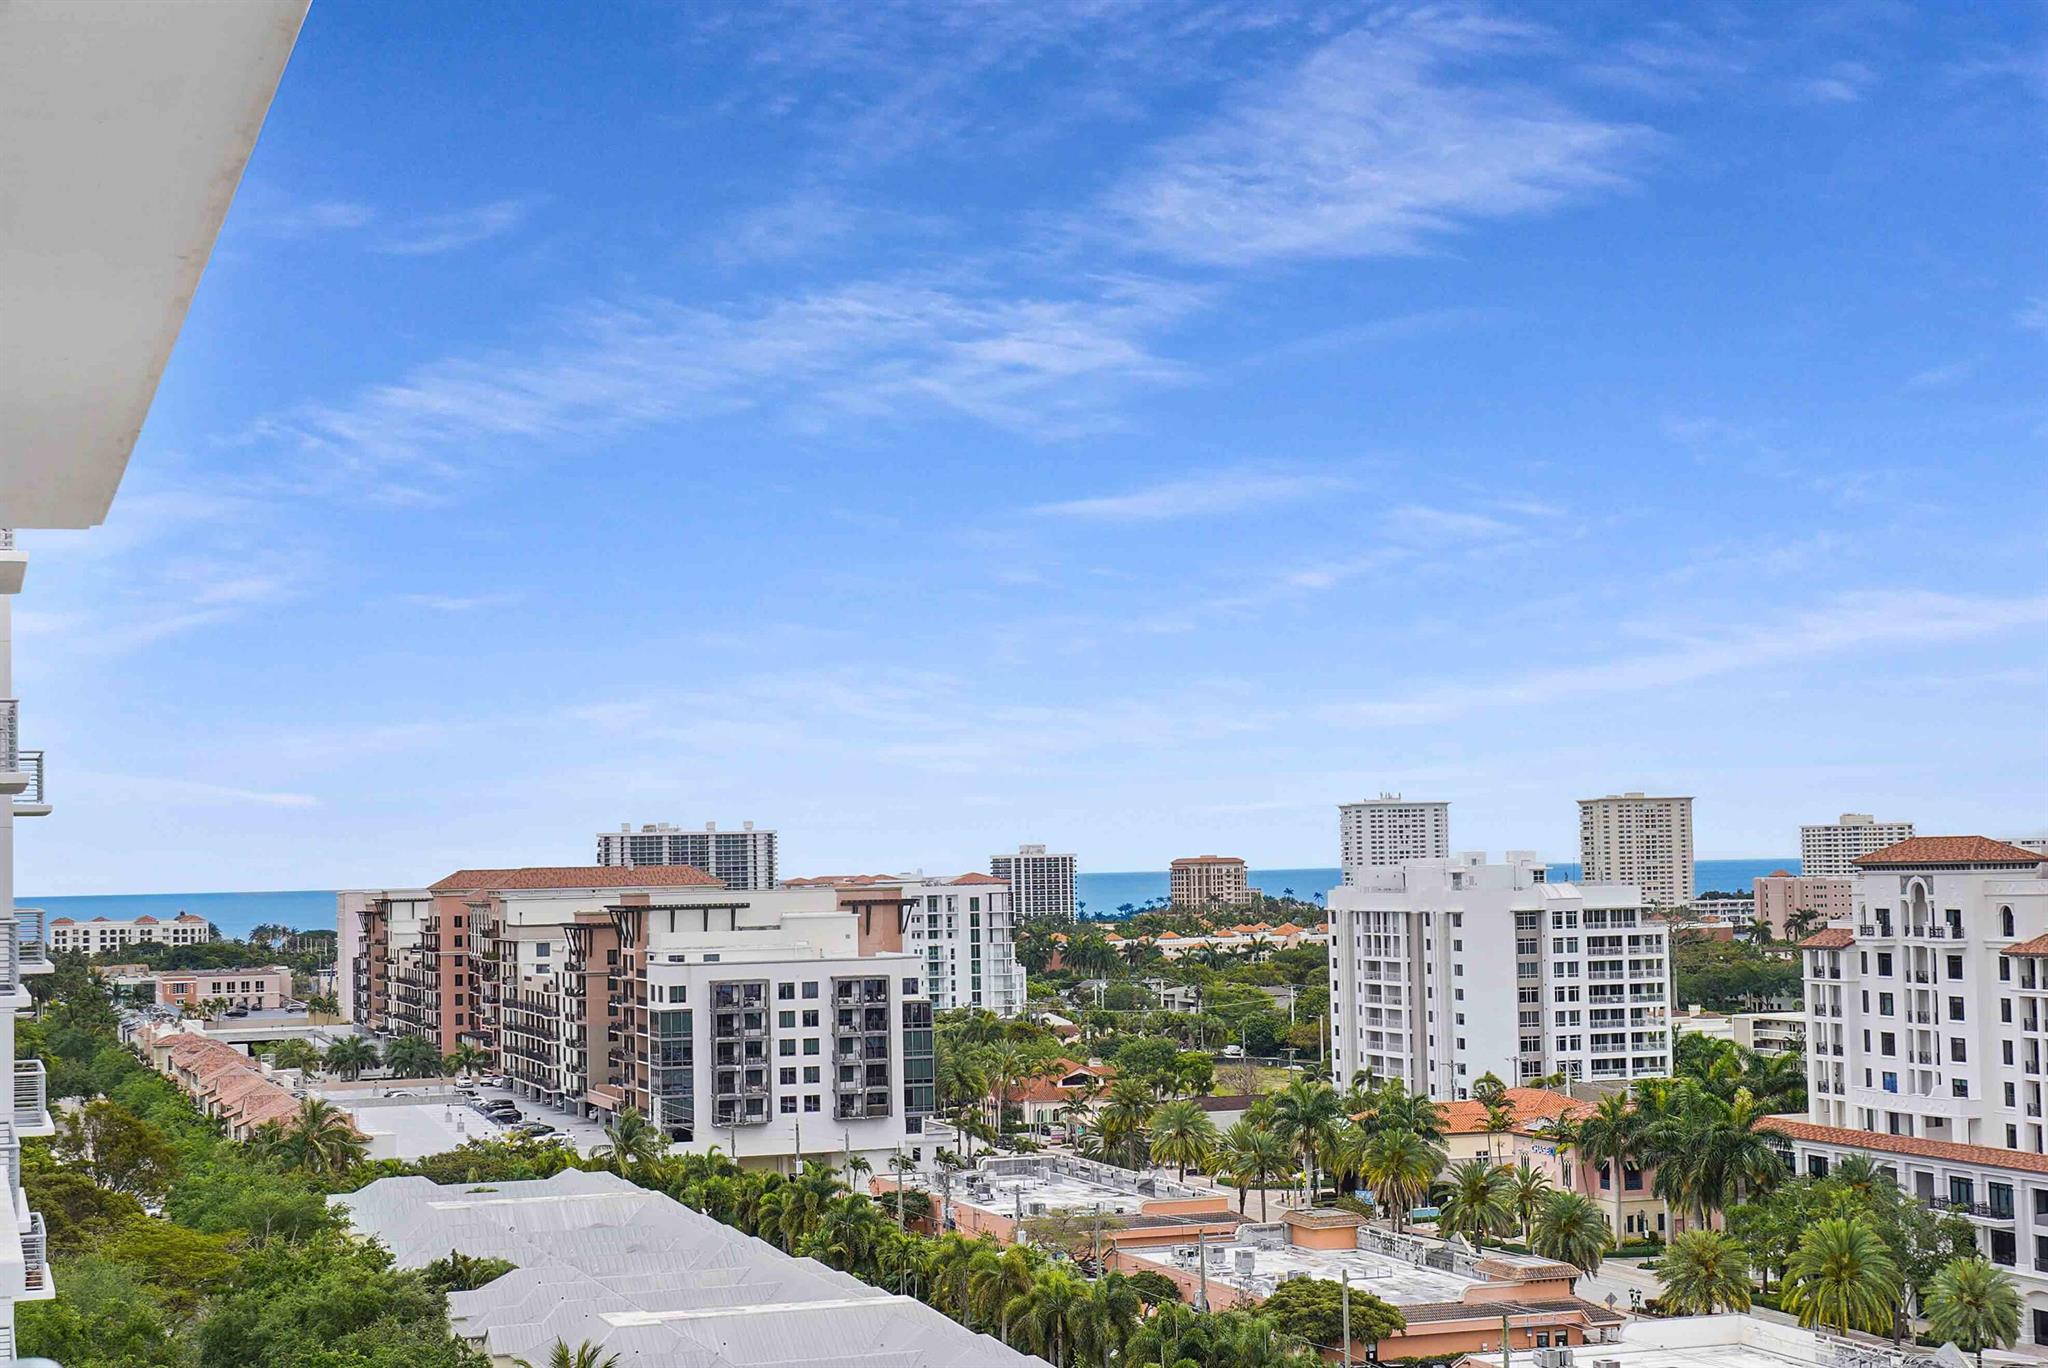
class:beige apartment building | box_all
[1577,793,1694,908]
[1169,855,1250,907]
[1752,870,1852,937]
[1800,813,1916,878]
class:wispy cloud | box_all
[2019,298,2048,333]
[376,199,534,256]
[1793,60,1878,104]
[1905,358,1977,390]
[241,274,1200,495]
[1323,589,2048,725]
[256,200,379,238]
[1111,10,1645,266]
[396,591,523,612]
[1031,469,1356,522]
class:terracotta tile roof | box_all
[1170,856,1244,867]
[2003,934,2048,957]
[1006,1058,1113,1105]
[1765,869,1794,879]
[948,872,1009,886]
[1763,1116,2048,1175]
[1798,927,1855,949]
[430,864,724,892]
[1435,1087,1594,1136]
[49,918,70,926]
[175,913,209,923]
[1851,836,2046,868]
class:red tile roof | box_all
[2003,933,2048,957]
[1798,928,1856,949]
[1763,1117,2048,1176]
[1765,869,1794,879]
[430,865,724,892]
[949,873,1009,886]
[1851,836,2045,868]
[1435,1087,1595,1136]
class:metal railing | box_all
[13,750,41,808]
[0,700,15,775]
[14,1059,48,1130]
[13,907,46,972]
[21,1211,46,1293]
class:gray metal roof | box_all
[332,1169,1048,1366]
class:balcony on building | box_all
[12,908,48,977]
[13,1060,50,1138]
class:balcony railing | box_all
[0,700,15,776]
[14,908,47,973]
[21,1211,47,1294]
[13,750,43,810]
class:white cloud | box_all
[1111,11,1644,265]
[375,199,533,256]
[1793,61,1877,104]
[1905,358,1977,390]
[397,591,523,612]
[1031,469,1355,522]
[257,200,378,238]
[1322,589,2048,725]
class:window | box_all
[804,1095,821,1113]
[1951,1038,1967,1063]
[1877,952,1893,976]
[779,1040,796,1057]
[803,1039,819,1056]
[1879,1032,1896,1057]
[2003,906,2017,939]
[804,1066,820,1083]
[1948,954,1964,981]
[781,1067,797,1085]
[780,1097,797,1114]
[1878,992,1893,1015]
[779,1011,796,1028]
[802,982,819,999]
[1950,996,1966,1022]
[803,1010,819,1028]
[778,983,795,1000]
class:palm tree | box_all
[1269,1077,1343,1203]
[443,1042,488,1081]
[1573,1091,1638,1240]
[843,1152,872,1191]
[519,1341,621,1368]
[1075,1271,1143,1368]
[1642,1083,1785,1229]
[1508,1159,1553,1243]
[1532,1191,1611,1279]
[323,1035,379,1081]
[969,1243,1038,1343]
[1481,1099,1516,1161]
[1148,1099,1219,1181]
[1097,1080,1155,1171]
[268,1038,323,1074]
[1437,1159,1514,1245]
[591,1107,666,1176]
[1925,1257,2021,1363]
[1781,1216,1900,1336]
[382,1033,444,1078]
[1006,1265,1088,1367]
[1363,1129,1444,1232]
[274,1097,367,1175]
[1657,1229,1754,1313]
[1216,1121,1293,1221]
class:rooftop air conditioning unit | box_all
[1234,1250,1255,1276]
[1027,1202,1047,1217]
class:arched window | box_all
[2002,906,2016,939]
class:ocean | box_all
[26,857,1796,939]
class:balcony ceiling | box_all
[0,1,307,528]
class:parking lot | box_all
[310,1079,615,1161]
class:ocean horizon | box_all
[26,857,1796,940]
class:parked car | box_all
[1221,1044,1244,1059]
[223,1006,249,1018]
[483,1104,521,1121]
[512,1121,556,1137]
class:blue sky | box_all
[19,1,2048,895]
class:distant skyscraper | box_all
[1577,792,1694,907]
[1169,856,1250,908]
[990,844,1077,919]
[1800,814,1916,878]
[596,822,777,890]
[1338,795,1450,883]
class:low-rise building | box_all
[881,1155,1240,1251]
[1170,856,1251,908]
[1119,1215,1624,1360]
[1753,870,1853,937]
[152,966,293,1012]
[1463,1312,1941,1368]
[1732,1009,1806,1056]
[136,1025,310,1141]
[49,911,210,954]
[334,1169,1044,1367]
[1432,1086,1669,1241]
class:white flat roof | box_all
[1125,1234,1477,1307]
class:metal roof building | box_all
[333,1169,1048,1366]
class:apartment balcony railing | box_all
[21,1211,47,1294]
[12,750,44,814]
[0,700,16,782]
[1926,1197,2013,1221]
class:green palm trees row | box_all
[249,1097,368,1175]
[1569,1077,1787,1236]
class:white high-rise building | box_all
[1339,795,1450,882]
[784,872,1029,1017]
[1577,792,1694,907]
[597,821,778,890]
[990,844,1077,920]
[1327,852,1671,1099]
[1782,835,2048,1330]
[0,2,304,1351]
[1800,813,1916,878]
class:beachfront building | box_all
[990,843,1077,920]
[1577,792,1694,907]
[1801,812,1916,878]
[1339,795,1451,882]
[345,866,934,1172]
[596,820,778,890]
[1328,853,1672,1098]
[1169,855,1251,908]
[48,912,212,955]
[0,0,304,1349]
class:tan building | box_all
[1169,855,1250,907]
[1800,812,1914,878]
[155,966,292,1011]
[1752,869,1852,936]
[1577,792,1694,907]
[49,911,211,954]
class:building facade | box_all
[1328,853,1671,1099]
[990,844,1077,920]
[1576,792,1694,908]
[155,967,293,1011]
[1753,870,1853,937]
[1169,855,1250,908]
[783,872,1028,1017]
[596,821,777,890]
[48,912,211,954]
[1339,795,1450,882]
[346,867,932,1170]
[1800,813,1916,878]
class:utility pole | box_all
[1195,1230,1209,1311]
[1091,1201,1102,1271]
[1341,1270,1353,1368]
